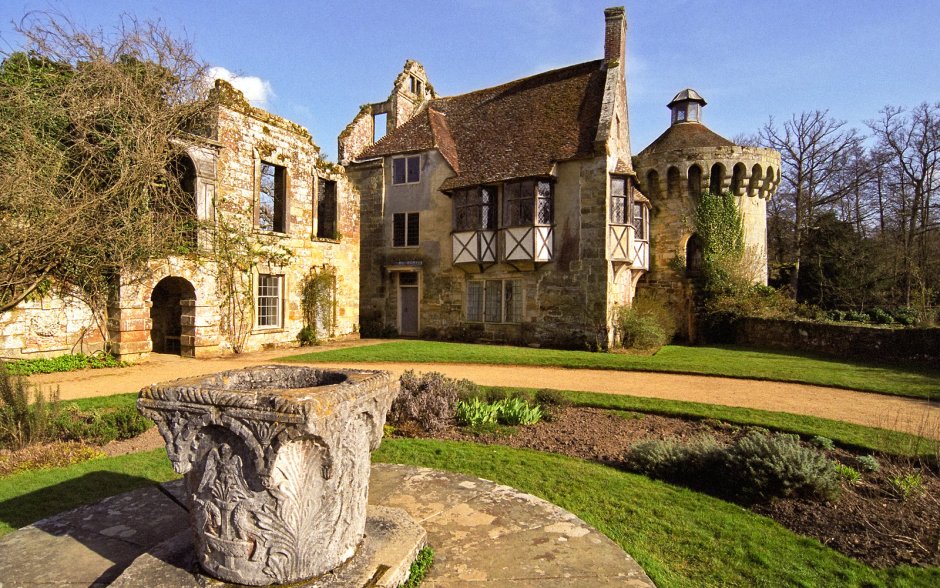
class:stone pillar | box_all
[108,304,152,362]
[138,366,398,586]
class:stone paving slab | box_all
[0,464,655,587]
[110,505,426,588]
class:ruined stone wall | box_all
[212,92,360,354]
[0,293,105,359]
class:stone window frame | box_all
[316,176,339,240]
[466,279,523,324]
[392,212,420,247]
[256,158,289,235]
[255,273,284,330]
[392,155,421,185]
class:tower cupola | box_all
[667,88,706,125]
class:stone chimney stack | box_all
[604,6,626,66]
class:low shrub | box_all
[616,296,677,350]
[856,454,880,472]
[52,405,153,444]
[2,353,126,376]
[389,371,473,432]
[867,308,895,325]
[628,436,723,488]
[297,326,317,346]
[626,429,838,503]
[811,435,835,451]
[0,442,103,477]
[534,389,570,407]
[454,398,499,427]
[827,309,846,322]
[835,463,862,484]
[484,387,510,403]
[495,397,542,426]
[844,310,869,323]
[890,307,918,326]
[0,366,60,449]
[725,430,838,502]
[889,472,923,500]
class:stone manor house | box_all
[0,7,779,360]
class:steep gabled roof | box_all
[358,60,607,191]
[637,122,733,156]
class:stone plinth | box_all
[138,365,398,586]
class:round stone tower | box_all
[632,89,780,338]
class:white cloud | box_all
[208,66,275,107]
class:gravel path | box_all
[29,339,940,439]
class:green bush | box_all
[626,429,838,503]
[725,430,838,502]
[811,435,835,451]
[890,307,918,326]
[53,405,152,444]
[495,397,542,426]
[616,296,677,350]
[827,309,846,322]
[0,365,60,449]
[534,389,570,407]
[484,387,510,403]
[2,353,126,376]
[454,398,499,427]
[389,371,475,432]
[835,463,861,484]
[889,472,923,500]
[867,308,895,325]
[856,454,880,472]
[627,436,723,487]
[844,310,869,323]
[297,326,317,346]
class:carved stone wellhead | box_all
[138,365,398,586]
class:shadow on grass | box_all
[0,471,187,585]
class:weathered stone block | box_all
[138,366,398,586]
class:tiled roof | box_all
[359,60,607,191]
[636,122,733,156]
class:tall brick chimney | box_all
[604,6,626,66]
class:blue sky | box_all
[1,1,937,161]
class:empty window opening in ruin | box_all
[317,178,338,239]
[409,75,423,95]
[259,162,287,233]
[167,154,198,247]
[392,155,421,185]
[373,112,387,143]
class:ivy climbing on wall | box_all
[299,266,336,345]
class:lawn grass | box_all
[281,341,940,399]
[0,441,935,586]
[513,388,938,457]
[375,439,937,587]
[0,448,175,536]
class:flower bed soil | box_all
[417,406,940,569]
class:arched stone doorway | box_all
[150,276,196,356]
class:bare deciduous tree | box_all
[0,13,214,341]
[867,103,940,307]
[760,111,868,297]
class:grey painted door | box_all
[400,287,419,336]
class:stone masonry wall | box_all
[0,293,105,359]
[212,90,360,354]
[734,317,940,365]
